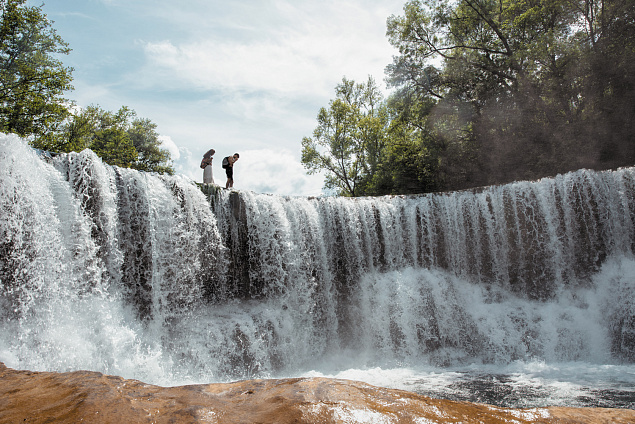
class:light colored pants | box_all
[203,165,214,184]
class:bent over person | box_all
[222,153,239,189]
[201,148,215,184]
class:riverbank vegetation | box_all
[0,0,174,174]
[303,0,635,196]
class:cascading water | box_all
[1,134,634,408]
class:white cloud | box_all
[140,1,401,98]
[142,37,328,98]
[236,148,325,196]
[172,146,197,179]
[158,135,180,160]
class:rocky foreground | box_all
[1,363,633,423]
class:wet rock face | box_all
[1,363,634,424]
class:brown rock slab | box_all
[0,362,633,423]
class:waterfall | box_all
[1,134,634,389]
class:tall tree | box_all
[302,77,387,197]
[49,105,174,173]
[91,127,137,168]
[386,0,635,189]
[128,117,174,175]
[0,0,73,140]
[78,105,138,168]
[380,91,446,194]
[579,0,635,166]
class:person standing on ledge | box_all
[201,149,215,184]
[222,153,239,189]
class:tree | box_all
[387,0,579,101]
[0,0,73,140]
[0,1,175,174]
[128,117,174,175]
[91,127,137,168]
[386,0,635,189]
[72,105,137,168]
[45,105,174,173]
[579,0,635,166]
[380,90,445,194]
[302,77,387,197]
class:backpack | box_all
[222,156,229,168]
[200,158,211,169]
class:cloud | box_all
[158,135,180,160]
[135,1,401,196]
[236,148,325,196]
[139,1,400,98]
[134,0,403,168]
[142,38,330,99]
[172,146,197,179]
[53,11,96,20]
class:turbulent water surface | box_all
[1,134,634,408]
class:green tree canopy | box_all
[0,2,174,174]
[302,77,387,197]
[385,0,635,189]
[37,104,174,173]
[0,0,73,140]
[91,127,137,169]
[128,117,174,175]
[304,0,634,197]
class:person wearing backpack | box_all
[222,153,239,189]
[200,149,215,184]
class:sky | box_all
[37,0,406,196]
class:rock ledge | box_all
[1,363,633,423]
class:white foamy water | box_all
[1,134,634,408]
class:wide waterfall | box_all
[1,134,634,408]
